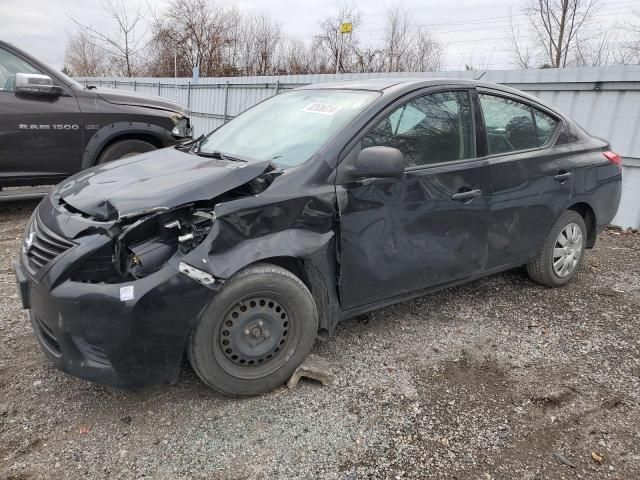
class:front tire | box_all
[188,263,318,395]
[96,139,156,164]
[526,210,587,287]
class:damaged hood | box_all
[54,147,272,220]
[96,87,190,116]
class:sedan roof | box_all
[298,77,480,91]
[297,77,557,114]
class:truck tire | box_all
[188,263,318,395]
[526,210,587,288]
[96,139,156,164]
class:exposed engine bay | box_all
[58,164,279,285]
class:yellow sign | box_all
[339,22,352,33]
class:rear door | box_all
[0,45,83,183]
[336,87,491,310]
[477,91,573,269]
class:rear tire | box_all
[188,263,318,395]
[526,210,587,287]
[96,139,156,164]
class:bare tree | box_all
[382,3,443,72]
[384,3,412,71]
[353,44,384,73]
[571,29,617,66]
[149,0,238,77]
[254,14,282,75]
[618,9,640,64]
[508,8,533,68]
[406,28,444,71]
[224,11,243,75]
[237,13,282,76]
[70,0,149,77]
[64,31,109,77]
[315,2,362,73]
[65,0,444,78]
[281,38,314,74]
[509,0,600,68]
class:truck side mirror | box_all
[15,73,63,96]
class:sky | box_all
[0,0,637,73]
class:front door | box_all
[337,88,491,310]
[0,46,82,183]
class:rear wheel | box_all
[527,210,587,287]
[188,263,318,395]
[96,139,156,164]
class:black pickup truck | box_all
[0,40,192,189]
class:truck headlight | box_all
[171,117,191,138]
[22,211,37,254]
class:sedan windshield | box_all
[197,89,378,168]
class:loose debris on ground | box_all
[1,200,639,479]
[287,354,334,390]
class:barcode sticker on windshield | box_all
[302,103,344,115]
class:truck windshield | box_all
[59,70,85,89]
[197,89,378,168]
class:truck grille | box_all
[25,215,75,276]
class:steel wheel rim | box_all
[552,222,583,278]
[213,293,298,379]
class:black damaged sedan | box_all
[15,79,622,394]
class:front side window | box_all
[362,90,474,167]
[479,94,558,155]
[0,48,41,92]
[198,89,378,169]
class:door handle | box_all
[554,171,572,183]
[451,189,482,202]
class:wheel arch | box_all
[239,256,335,340]
[81,121,176,169]
[567,202,597,248]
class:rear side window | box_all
[362,90,474,167]
[533,109,558,146]
[0,48,41,92]
[479,94,558,155]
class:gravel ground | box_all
[1,199,639,480]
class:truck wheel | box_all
[526,210,587,287]
[96,139,156,164]
[188,263,318,395]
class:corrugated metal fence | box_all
[78,66,640,229]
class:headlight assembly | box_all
[68,207,215,283]
[171,117,192,138]
[119,207,214,278]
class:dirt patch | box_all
[1,200,639,479]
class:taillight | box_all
[603,151,622,167]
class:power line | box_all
[357,2,639,37]
[362,0,639,30]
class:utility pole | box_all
[336,21,352,74]
[174,49,178,101]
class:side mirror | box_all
[15,73,63,96]
[353,146,405,179]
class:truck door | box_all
[0,45,82,184]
